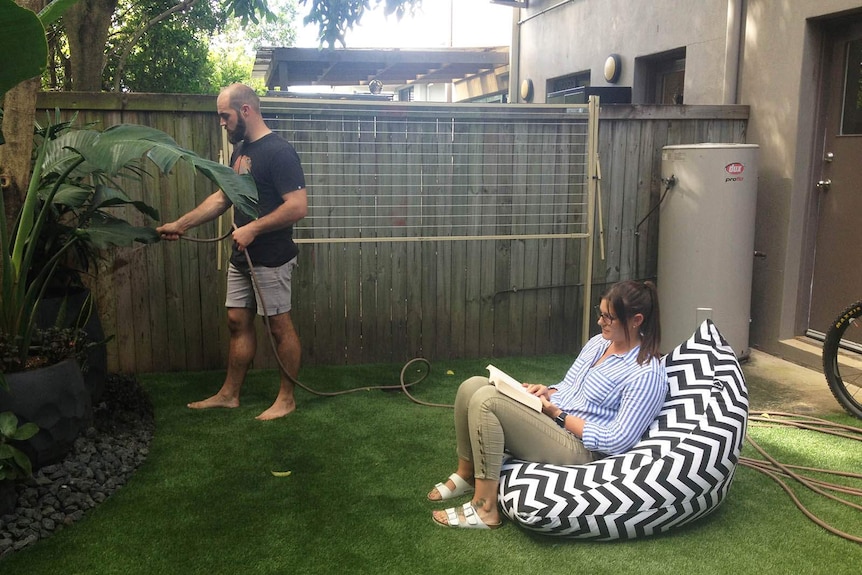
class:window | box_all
[636,48,686,104]
[546,71,591,104]
[398,86,415,102]
[842,37,862,134]
[465,91,508,104]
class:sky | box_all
[294,0,513,49]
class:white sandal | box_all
[433,502,501,530]
[427,473,474,501]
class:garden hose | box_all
[743,412,862,544]
[180,226,454,409]
[180,230,862,543]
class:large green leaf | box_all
[79,125,259,219]
[45,184,91,208]
[75,217,160,249]
[91,185,160,221]
[42,129,102,179]
[0,0,48,98]
[38,0,81,26]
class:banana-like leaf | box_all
[77,124,258,219]
[74,218,160,249]
[42,183,90,207]
[42,129,102,179]
[91,185,160,221]
[0,1,47,98]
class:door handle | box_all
[817,179,832,192]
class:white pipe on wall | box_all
[723,0,743,105]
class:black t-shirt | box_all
[228,132,306,269]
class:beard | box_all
[227,115,247,144]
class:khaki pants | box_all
[454,376,596,481]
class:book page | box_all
[486,364,542,412]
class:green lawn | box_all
[2,355,860,574]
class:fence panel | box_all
[34,93,747,372]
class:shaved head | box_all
[220,83,261,114]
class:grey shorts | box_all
[225,258,296,316]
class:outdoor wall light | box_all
[520,79,534,102]
[604,54,622,83]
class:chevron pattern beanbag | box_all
[498,319,749,539]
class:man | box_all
[157,83,308,421]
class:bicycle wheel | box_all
[822,300,862,419]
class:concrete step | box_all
[770,336,823,373]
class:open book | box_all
[486,364,542,412]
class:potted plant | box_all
[0,119,258,467]
[1,1,259,469]
[0,411,38,515]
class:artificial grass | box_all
[1,355,860,575]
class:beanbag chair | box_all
[498,319,749,539]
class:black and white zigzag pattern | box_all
[498,319,749,540]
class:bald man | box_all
[157,83,308,420]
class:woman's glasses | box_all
[594,305,616,324]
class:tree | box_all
[299,0,419,48]
[57,0,420,92]
[61,0,277,92]
[0,0,72,233]
[106,0,224,92]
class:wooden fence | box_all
[35,93,748,373]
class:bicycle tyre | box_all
[822,300,862,419]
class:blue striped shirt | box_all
[550,334,667,455]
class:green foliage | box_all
[0,411,38,481]
[120,23,215,93]
[300,0,420,48]
[105,0,225,93]
[0,119,259,376]
[0,0,47,99]
[223,0,276,25]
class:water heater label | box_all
[725,162,745,182]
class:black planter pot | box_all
[0,359,92,470]
[35,287,108,402]
[0,480,16,516]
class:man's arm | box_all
[231,188,308,251]
[157,190,232,240]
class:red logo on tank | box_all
[725,162,745,174]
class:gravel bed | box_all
[0,374,154,559]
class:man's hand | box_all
[156,221,184,241]
[231,224,258,251]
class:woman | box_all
[428,280,667,529]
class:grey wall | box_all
[513,0,862,358]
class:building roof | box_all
[253,47,509,89]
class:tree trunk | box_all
[0,0,45,232]
[64,0,118,91]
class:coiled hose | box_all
[182,229,862,542]
[181,226,454,409]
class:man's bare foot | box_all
[255,398,296,421]
[188,394,239,410]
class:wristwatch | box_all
[554,411,568,428]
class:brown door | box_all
[808,18,862,338]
